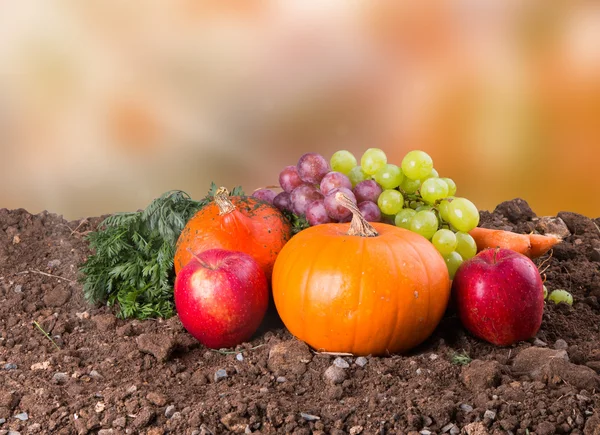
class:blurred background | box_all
[1,0,599,219]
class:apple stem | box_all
[186,247,209,268]
[493,247,500,264]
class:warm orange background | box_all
[1,1,599,219]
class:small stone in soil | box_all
[13,285,22,293]
[52,372,69,385]
[47,259,61,268]
[0,418,5,424]
[554,339,568,350]
[441,423,458,433]
[483,409,496,420]
[323,365,347,385]
[165,405,176,418]
[333,357,349,369]
[459,404,474,412]
[14,412,28,421]
[214,369,228,382]
[3,363,17,370]
[112,416,127,428]
[89,370,102,379]
[533,338,548,347]
[300,412,320,421]
[276,376,287,383]
[236,353,244,362]
[355,357,368,367]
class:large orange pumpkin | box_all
[174,187,292,280]
[272,193,450,355]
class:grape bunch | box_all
[253,149,480,278]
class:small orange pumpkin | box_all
[174,187,292,280]
[272,193,450,356]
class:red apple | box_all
[174,249,268,349]
[452,248,544,346]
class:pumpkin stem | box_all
[214,187,236,215]
[335,192,378,237]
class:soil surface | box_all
[1,199,600,435]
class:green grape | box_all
[447,197,480,232]
[443,251,463,279]
[442,177,457,196]
[377,189,404,215]
[373,164,403,189]
[399,177,421,194]
[361,148,388,175]
[401,150,433,180]
[455,231,477,259]
[409,210,439,240]
[429,168,439,178]
[421,178,449,204]
[395,208,416,229]
[438,198,453,222]
[330,150,357,175]
[415,204,433,212]
[548,289,573,305]
[432,229,458,256]
[348,166,369,187]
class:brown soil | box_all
[1,200,600,435]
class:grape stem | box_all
[335,192,378,238]
[214,187,236,215]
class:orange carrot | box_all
[468,227,562,259]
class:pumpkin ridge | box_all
[353,235,368,355]
[394,231,432,349]
[381,236,400,353]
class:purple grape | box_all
[279,165,304,193]
[290,184,324,216]
[320,171,352,196]
[252,188,277,204]
[297,153,330,184]
[305,199,333,226]
[358,201,381,222]
[324,187,356,221]
[273,191,293,212]
[353,180,383,204]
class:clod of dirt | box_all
[92,314,117,332]
[494,198,536,223]
[43,285,72,307]
[557,211,600,238]
[512,346,600,389]
[585,413,600,435]
[511,347,569,375]
[460,360,503,391]
[136,333,177,362]
[131,407,156,429]
[220,412,249,433]
[267,340,313,376]
[146,392,167,407]
[462,421,489,435]
[535,421,557,435]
